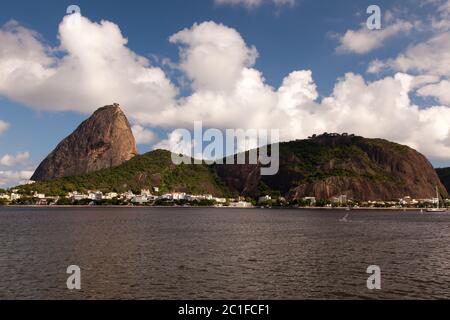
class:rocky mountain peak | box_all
[31,104,138,181]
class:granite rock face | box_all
[31,104,137,181]
[215,134,449,201]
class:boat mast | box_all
[436,186,440,209]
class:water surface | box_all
[1,207,449,299]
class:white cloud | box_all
[132,125,156,145]
[417,80,450,104]
[0,120,8,135]
[0,170,33,187]
[154,130,195,157]
[382,32,450,76]
[3,15,450,164]
[319,72,450,160]
[0,15,177,125]
[367,19,450,109]
[0,152,30,167]
[169,21,258,92]
[337,20,414,54]
[438,0,450,15]
[277,70,318,116]
[215,0,263,7]
[214,0,295,8]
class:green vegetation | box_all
[436,167,450,192]
[17,150,230,197]
[15,134,417,201]
[268,137,402,187]
[11,197,35,205]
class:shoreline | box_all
[0,205,433,211]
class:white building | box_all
[338,195,348,204]
[229,201,253,208]
[0,193,10,200]
[104,192,118,200]
[10,193,21,200]
[172,193,187,200]
[302,197,316,205]
[162,193,174,200]
[258,195,271,204]
[122,191,135,200]
[33,192,46,199]
[88,191,103,201]
[68,191,88,201]
[95,192,104,201]
[132,195,148,204]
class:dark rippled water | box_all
[1,207,450,299]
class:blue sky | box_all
[1,0,450,187]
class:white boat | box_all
[427,208,447,213]
[426,186,447,213]
[339,213,350,223]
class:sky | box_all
[1,0,450,187]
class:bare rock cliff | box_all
[215,135,448,201]
[31,104,137,181]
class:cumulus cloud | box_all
[418,80,450,104]
[154,130,195,157]
[319,73,450,160]
[337,20,414,54]
[214,0,295,8]
[0,170,33,187]
[380,32,450,76]
[0,152,30,167]
[132,125,157,145]
[0,120,8,135]
[155,20,450,161]
[0,15,177,125]
[169,22,258,92]
[3,14,450,164]
[367,11,450,111]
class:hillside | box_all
[20,134,448,201]
[20,150,230,197]
[215,134,448,201]
[436,167,450,194]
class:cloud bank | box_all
[0,152,30,167]
[214,0,296,8]
[132,125,156,145]
[0,170,34,187]
[0,16,177,124]
[1,9,450,174]
[337,20,414,54]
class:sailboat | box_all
[426,186,447,213]
[339,213,350,223]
